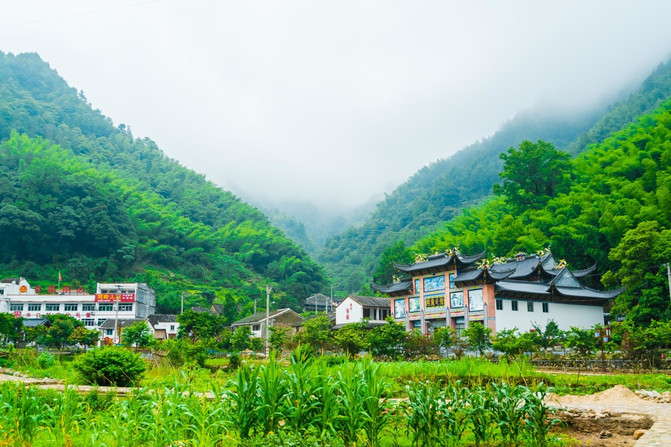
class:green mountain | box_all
[410,100,671,325]
[0,51,328,320]
[318,59,671,293]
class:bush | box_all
[74,347,146,387]
[37,352,55,369]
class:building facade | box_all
[334,296,391,327]
[0,278,156,336]
[374,250,624,335]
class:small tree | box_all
[68,326,100,351]
[121,321,154,348]
[231,325,252,352]
[564,326,597,357]
[294,315,332,353]
[333,321,368,357]
[367,317,407,359]
[493,328,537,359]
[433,327,456,352]
[463,322,493,356]
[531,320,564,356]
[39,314,84,349]
[405,330,440,359]
[74,346,147,386]
[0,314,23,345]
[269,326,290,354]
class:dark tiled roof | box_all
[570,264,597,278]
[232,308,303,326]
[372,280,412,295]
[394,251,485,274]
[99,318,144,329]
[554,286,625,300]
[347,296,391,307]
[305,293,334,305]
[147,314,178,325]
[22,318,48,328]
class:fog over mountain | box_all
[3,1,671,215]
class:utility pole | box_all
[181,294,184,314]
[666,263,671,307]
[265,285,271,357]
[114,286,120,345]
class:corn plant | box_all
[227,363,261,440]
[286,350,319,435]
[491,382,526,447]
[257,353,289,435]
[0,381,46,445]
[404,381,443,446]
[522,383,560,447]
[43,386,88,445]
[312,367,340,440]
[466,386,495,447]
[360,359,392,447]
[335,361,368,446]
[440,382,469,447]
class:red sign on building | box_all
[95,293,135,303]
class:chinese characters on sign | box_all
[94,293,136,302]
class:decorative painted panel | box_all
[408,296,420,313]
[394,299,406,319]
[449,273,456,290]
[450,291,464,308]
[423,275,445,293]
[469,288,484,311]
[414,279,420,294]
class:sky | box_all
[3,1,671,211]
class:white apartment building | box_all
[0,278,155,336]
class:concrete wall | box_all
[335,297,363,325]
[494,299,605,332]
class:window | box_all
[64,304,78,312]
[82,304,95,311]
[98,304,113,312]
[105,329,114,336]
[28,304,41,312]
[118,303,133,312]
[10,304,23,311]
[170,325,175,331]
[542,302,549,313]
[45,303,59,312]
[252,324,260,332]
[495,299,503,311]
[97,319,107,327]
[527,302,534,312]
[363,308,371,318]
[511,301,518,311]
[82,319,95,327]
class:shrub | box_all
[37,352,55,369]
[74,346,146,387]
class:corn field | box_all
[0,354,560,446]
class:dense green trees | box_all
[0,51,329,322]
[493,140,573,212]
[408,100,671,324]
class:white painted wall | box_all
[335,297,363,325]
[495,299,605,332]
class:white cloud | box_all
[3,0,671,209]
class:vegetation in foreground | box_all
[0,352,565,447]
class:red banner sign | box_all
[95,293,135,302]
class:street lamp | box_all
[265,285,272,357]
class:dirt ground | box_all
[548,385,658,446]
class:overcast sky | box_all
[3,1,671,210]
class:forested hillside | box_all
[0,52,328,319]
[405,101,671,324]
[319,59,671,293]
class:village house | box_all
[334,295,392,328]
[231,308,304,338]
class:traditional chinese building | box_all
[373,250,624,335]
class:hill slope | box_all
[318,59,671,293]
[0,51,328,319]
[410,100,671,324]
